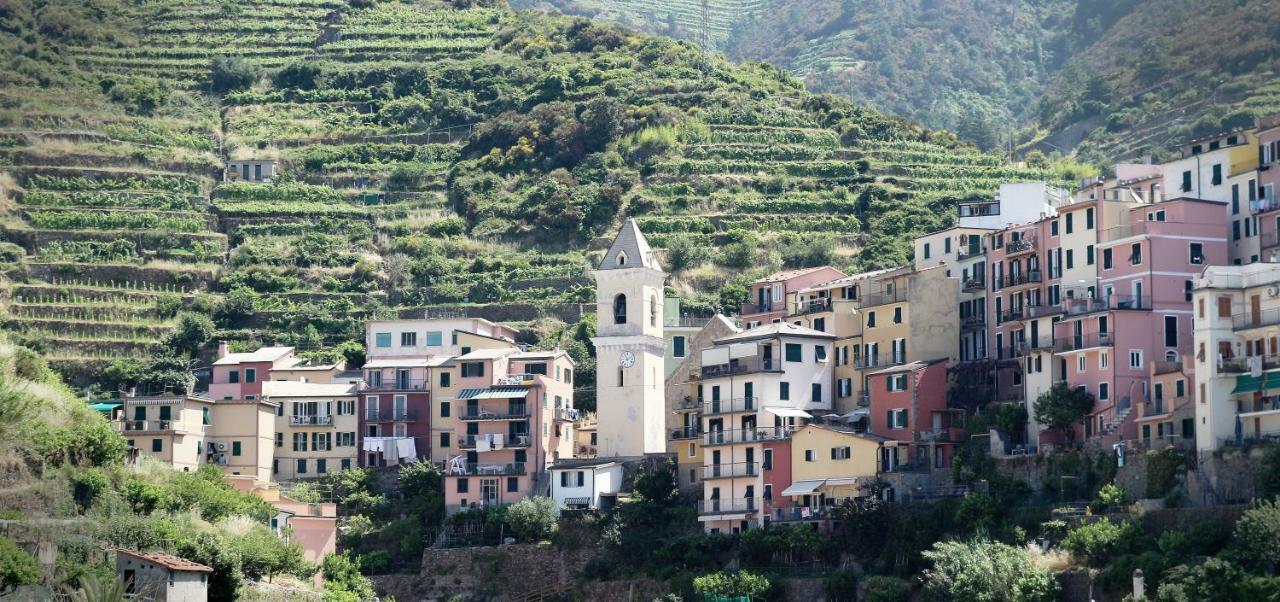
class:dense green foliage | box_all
[921,539,1058,601]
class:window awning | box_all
[457,386,529,400]
[781,479,826,496]
[823,477,862,487]
[765,408,813,419]
[1234,374,1264,394]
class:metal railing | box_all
[704,397,757,415]
[702,426,798,446]
[1054,332,1114,352]
[1025,303,1064,319]
[121,419,175,432]
[553,408,577,422]
[290,415,334,426]
[792,298,832,315]
[858,391,871,407]
[962,277,986,292]
[855,354,905,369]
[960,314,986,330]
[999,307,1027,322]
[995,270,1042,289]
[676,396,702,410]
[1142,396,1189,416]
[701,462,759,479]
[697,498,758,515]
[740,302,777,315]
[1233,308,1280,331]
[458,434,531,449]
[857,288,909,308]
[1219,355,1280,374]
[1006,237,1036,255]
[460,406,529,421]
[448,462,527,476]
[1063,295,1151,316]
[772,506,833,522]
[700,358,781,379]
[671,427,700,440]
[362,378,427,391]
[1252,198,1280,214]
[365,409,419,421]
[957,246,986,260]
[1152,360,1183,375]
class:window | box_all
[375,332,391,348]
[1176,379,1186,398]
[832,446,852,460]
[229,370,240,384]
[1100,247,1113,270]
[893,307,903,323]
[276,432,283,448]
[297,459,307,474]
[507,477,519,493]
[1185,280,1193,302]
[613,294,627,324]
[945,237,952,253]
[1066,249,1074,269]
[617,368,624,387]
[440,372,451,388]
[813,317,825,332]
[804,449,816,462]
[815,345,828,362]
[1212,164,1222,186]
[1078,355,1086,373]
[1086,245,1095,266]
[673,336,686,358]
[1099,351,1109,370]
[1086,208,1094,230]
[1066,213,1074,234]
[785,343,802,362]
[317,459,327,474]
[232,441,241,456]
[867,311,876,328]
[1129,349,1143,369]
[1164,315,1178,347]
[460,362,485,377]
[923,242,931,259]
[152,439,162,452]
[457,479,469,493]
[1099,382,1110,400]
[1051,220,1059,236]
[1234,221,1242,241]
[293,432,307,452]
[1190,243,1204,264]
[779,382,790,401]
[650,295,658,328]
[887,408,908,429]
[888,374,908,392]
[1130,243,1142,265]
[426,331,443,346]
[811,383,822,403]
[1219,297,1232,317]
[1181,170,1192,192]
[245,368,256,383]
[401,332,416,346]
[440,401,450,417]
[763,448,773,470]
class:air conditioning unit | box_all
[1268,286,1279,298]
[216,442,228,451]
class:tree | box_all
[504,497,556,542]
[209,55,259,93]
[693,571,771,598]
[922,539,1058,601]
[165,312,215,358]
[0,536,39,592]
[1033,382,1095,442]
[138,354,196,395]
[1234,498,1280,573]
[321,552,375,602]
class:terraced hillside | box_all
[0,0,1073,387]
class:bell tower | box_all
[591,218,667,457]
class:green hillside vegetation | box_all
[0,0,1076,388]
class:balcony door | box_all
[393,395,406,420]
[481,478,499,506]
[396,369,411,390]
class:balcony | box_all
[1024,303,1064,319]
[704,397,757,415]
[1142,396,1188,417]
[675,396,702,411]
[1252,198,1280,214]
[458,434,531,449]
[1063,294,1151,316]
[960,314,987,331]
[1010,341,1029,357]
[362,378,427,392]
[957,246,986,260]
[855,354,906,369]
[995,270,1042,290]
[1054,332,1114,353]
[1005,237,1037,256]
[697,498,758,516]
[740,302,777,316]
[701,462,759,479]
[671,427,701,440]
[553,408,576,422]
[699,358,781,379]
[289,415,334,427]
[702,426,798,446]
[857,288,909,308]
[792,297,832,316]
[1099,221,1184,244]
[460,406,530,421]
[1219,355,1280,374]
[857,391,871,407]
[772,505,834,522]
[999,307,1026,323]
[1233,308,1280,331]
[962,277,987,292]
[958,202,999,218]
[447,462,527,476]
[121,419,176,433]
[364,409,418,422]
[1152,360,1183,375]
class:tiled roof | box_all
[116,549,213,573]
[715,321,837,343]
[260,381,357,397]
[598,218,660,270]
[755,266,843,284]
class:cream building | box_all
[591,218,668,457]
[263,381,360,480]
[119,394,275,485]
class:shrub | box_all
[1093,483,1127,512]
[359,550,391,575]
[1063,519,1143,565]
[210,55,260,93]
[0,536,39,592]
[1234,497,1280,573]
[165,312,216,358]
[504,497,556,543]
[73,468,110,510]
[824,569,858,602]
[863,575,911,602]
[922,539,1058,601]
[692,571,770,598]
[322,552,375,602]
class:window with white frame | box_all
[1077,355,1086,373]
[805,449,816,462]
[1129,349,1143,370]
[1099,382,1110,400]
[1099,351,1109,370]
[888,408,909,429]
[887,374,908,392]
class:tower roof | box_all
[598,218,660,271]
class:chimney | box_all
[217,341,229,359]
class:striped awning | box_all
[1234,371,1280,394]
[457,386,529,400]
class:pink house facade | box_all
[866,359,958,471]
[741,266,846,326]
[209,346,296,401]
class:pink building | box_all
[865,359,959,471]
[443,347,576,513]
[741,266,846,326]
[1256,115,1280,259]
[1056,197,1227,442]
[209,345,296,401]
[270,496,337,587]
[761,438,791,523]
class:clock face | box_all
[619,351,636,368]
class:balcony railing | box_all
[1025,303,1064,319]
[447,462,527,476]
[1233,308,1280,331]
[1220,355,1280,374]
[704,397,757,415]
[553,408,577,422]
[365,409,418,422]
[1006,237,1036,255]
[1054,332,1114,353]
[855,354,906,369]
[999,307,1027,323]
[995,270,1042,290]
[362,378,427,391]
[671,427,701,440]
[957,246,986,260]
[961,277,987,292]
[702,426,798,446]
[701,462,758,479]
[1252,198,1280,214]
[857,288,909,308]
[857,391,871,407]
[1063,294,1151,316]
[1099,221,1187,244]
[697,498,758,515]
[1152,360,1183,375]
[1142,396,1189,417]
[792,297,832,316]
[1221,430,1280,448]
[772,506,833,522]
[460,406,530,421]
[458,434,531,449]
[700,358,781,379]
[121,419,175,432]
[960,314,987,330]
[740,302,777,315]
[290,415,334,426]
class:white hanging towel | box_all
[493,433,505,449]
[396,438,417,462]
[362,437,385,453]
[477,434,492,452]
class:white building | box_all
[548,459,623,513]
[363,317,517,359]
[591,219,668,457]
[957,182,1067,231]
[117,549,211,602]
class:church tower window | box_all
[614,294,627,324]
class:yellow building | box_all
[773,423,889,523]
[120,394,275,485]
[262,381,361,480]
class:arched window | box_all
[613,294,627,324]
[1165,350,1178,362]
[650,295,658,327]
[616,251,628,267]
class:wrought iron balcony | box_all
[961,314,987,330]
[670,427,701,440]
[1006,237,1037,256]
[701,462,758,479]
[289,415,334,426]
[703,397,757,415]
[121,419,176,433]
[701,426,797,446]
[361,378,427,391]
[459,406,530,421]
[365,409,418,422]
[1054,332,1114,353]
[962,277,987,292]
[792,297,832,316]
[458,434,531,449]
[697,497,758,515]
[996,270,1042,290]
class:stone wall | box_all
[374,543,592,601]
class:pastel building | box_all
[117,549,211,602]
[915,226,994,363]
[263,381,361,480]
[1159,129,1260,265]
[1254,115,1280,260]
[692,322,835,533]
[769,423,888,527]
[548,459,623,513]
[209,345,298,401]
[118,393,275,485]
[1194,263,1280,452]
[957,182,1068,230]
[443,345,576,513]
[864,358,959,471]
[740,266,845,327]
